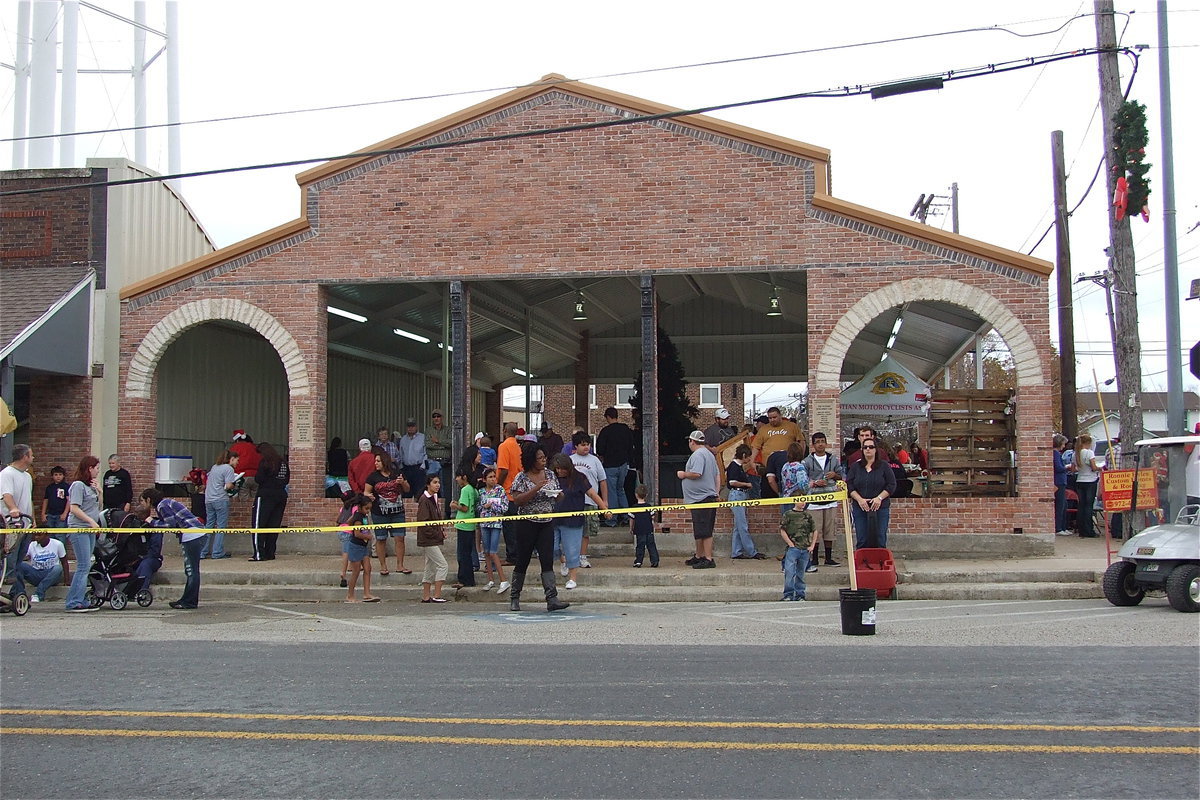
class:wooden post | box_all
[842,487,857,591]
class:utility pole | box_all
[1094,0,1143,457]
[909,187,959,231]
[1052,132,1077,437]
[1077,271,1119,369]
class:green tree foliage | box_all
[628,327,699,455]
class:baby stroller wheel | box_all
[135,589,153,608]
[85,589,103,609]
[109,592,128,610]
[11,592,30,616]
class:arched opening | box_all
[155,321,289,470]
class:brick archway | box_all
[123,299,311,399]
[810,277,1045,390]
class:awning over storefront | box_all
[0,270,94,376]
[840,355,930,419]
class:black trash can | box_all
[839,588,878,636]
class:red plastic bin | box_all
[854,547,897,600]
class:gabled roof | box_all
[122,74,1050,301]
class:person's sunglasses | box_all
[862,445,877,450]
[432,414,442,418]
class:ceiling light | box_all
[393,328,431,344]
[573,292,588,321]
[766,288,783,317]
[327,306,366,323]
[437,342,454,352]
[513,368,531,377]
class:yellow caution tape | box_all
[7,487,848,536]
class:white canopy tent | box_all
[840,355,931,421]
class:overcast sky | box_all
[2,0,1196,409]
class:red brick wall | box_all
[27,374,94,500]
[2,171,102,501]
[0,170,102,271]
[118,88,1054,536]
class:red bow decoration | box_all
[1113,175,1129,221]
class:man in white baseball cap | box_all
[703,408,737,448]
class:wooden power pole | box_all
[1052,131,1077,438]
[1094,0,1143,460]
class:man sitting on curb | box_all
[11,529,66,604]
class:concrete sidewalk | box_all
[129,532,1115,604]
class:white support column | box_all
[133,0,148,164]
[975,334,985,389]
[28,0,58,167]
[165,0,181,176]
[11,1,32,168]
[60,0,79,167]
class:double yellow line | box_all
[2,709,1195,755]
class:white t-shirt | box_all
[0,464,33,518]
[570,452,605,508]
[26,538,66,571]
[1075,449,1099,483]
[806,453,837,510]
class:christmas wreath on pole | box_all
[1112,100,1151,222]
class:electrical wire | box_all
[1024,46,1141,256]
[0,46,1136,199]
[0,11,1118,145]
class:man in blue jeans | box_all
[595,407,634,526]
[11,529,66,603]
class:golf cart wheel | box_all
[85,589,103,609]
[1102,561,1145,607]
[135,590,153,608]
[109,592,128,611]
[1164,564,1200,613]
[12,592,30,616]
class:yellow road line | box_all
[2,708,1196,734]
[2,726,1195,755]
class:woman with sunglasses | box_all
[846,438,897,549]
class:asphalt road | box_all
[2,599,1198,799]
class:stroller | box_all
[0,512,33,616]
[85,510,154,610]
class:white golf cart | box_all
[1102,435,1200,613]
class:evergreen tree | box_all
[628,327,699,456]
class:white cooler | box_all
[155,455,193,483]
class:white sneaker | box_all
[484,580,495,590]
[497,581,511,594]
[565,579,577,590]
[30,595,40,604]
[560,562,569,577]
[580,555,592,568]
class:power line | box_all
[0,11,1116,145]
[0,47,1136,200]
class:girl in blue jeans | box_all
[64,455,102,611]
[550,454,607,591]
[725,445,762,559]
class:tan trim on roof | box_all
[295,74,832,187]
[119,218,310,301]
[812,193,1053,277]
[123,74,1046,300]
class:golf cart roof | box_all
[1134,435,1200,447]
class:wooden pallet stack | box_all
[927,389,1015,496]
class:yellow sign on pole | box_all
[1098,469,1158,513]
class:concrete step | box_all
[181,531,1055,560]
[47,580,1102,605]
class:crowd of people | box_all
[1,407,945,611]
